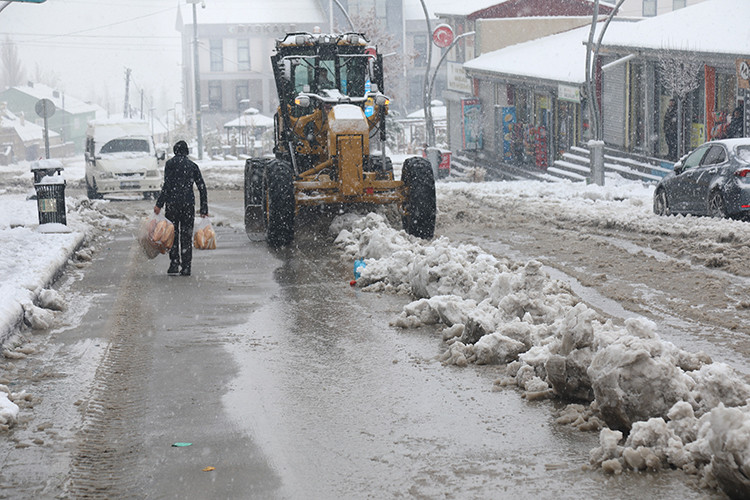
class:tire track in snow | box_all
[67,242,153,498]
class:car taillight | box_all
[734,169,750,178]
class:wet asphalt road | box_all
[0,190,723,499]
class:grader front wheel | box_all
[401,157,436,239]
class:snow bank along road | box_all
[334,176,750,498]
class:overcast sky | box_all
[1,0,183,115]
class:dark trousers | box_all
[667,139,678,162]
[165,204,194,271]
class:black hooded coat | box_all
[156,141,208,215]
[156,141,208,271]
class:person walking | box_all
[154,140,208,276]
[664,98,678,161]
[726,105,745,139]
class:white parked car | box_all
[84,119,164,199]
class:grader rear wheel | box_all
[264,159,295,247]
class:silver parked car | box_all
[653,138,750,219]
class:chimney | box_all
[27,81,34,88]
[19,111,24,126]
[52,90,60,98]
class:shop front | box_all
[494,83,577,170]
[606,56,745,162]
[495,85,557,168]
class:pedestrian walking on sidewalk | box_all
[664,98,678,161]
[154,140,208,276]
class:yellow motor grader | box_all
[244,32,436,247]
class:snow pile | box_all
[0,193,117,343]
[0,389,19,429]
[335,212,750,497]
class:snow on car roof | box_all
[87,119,152,153]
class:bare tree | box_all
[347,9,409,111]
[34,63,61,89]
[1,36,25,89]
[657,50,702,157]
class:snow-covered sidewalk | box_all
[0,161,120,427]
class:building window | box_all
[208,81,222,111]
[349,0,385,20]
[237,39,250,71]
[210,39,223,72]
[643,0,657,16]
[414,34,427,67]
[673,0,686,8]
[236,83,249,111]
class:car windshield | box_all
[100,138,150,155]
[736,145,750,164]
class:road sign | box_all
[737,59,750,90]
[35,98,55,118]
[432,24,454,49]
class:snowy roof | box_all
[180,0,325,25]
[406,102,447,121]
[223,109,274,129]
[431,0,614,18]
[464,22,631,85]
[422,0,498,18]
[0,107,58,143]
[9,83,99,115]
[599,0,750,56]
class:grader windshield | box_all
[289,55,369,97]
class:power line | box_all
[8,33,180,40]
[17,6,177,44]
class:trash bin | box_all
[34,177,67,225]
[30,159,64,184]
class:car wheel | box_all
[653,189,670,216]
[86,177,102,200]
[708,190,727,218]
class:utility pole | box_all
[123,68,131,119]
[191,1,204,159]
[584,0,626,186]
[418,0,434,148]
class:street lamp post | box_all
[200,104,209,157]
[418,0,434,148]
[174,101,183,124]
[167,108,174,149]
[188,0,205,160]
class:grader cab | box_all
[244,32,436,247]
